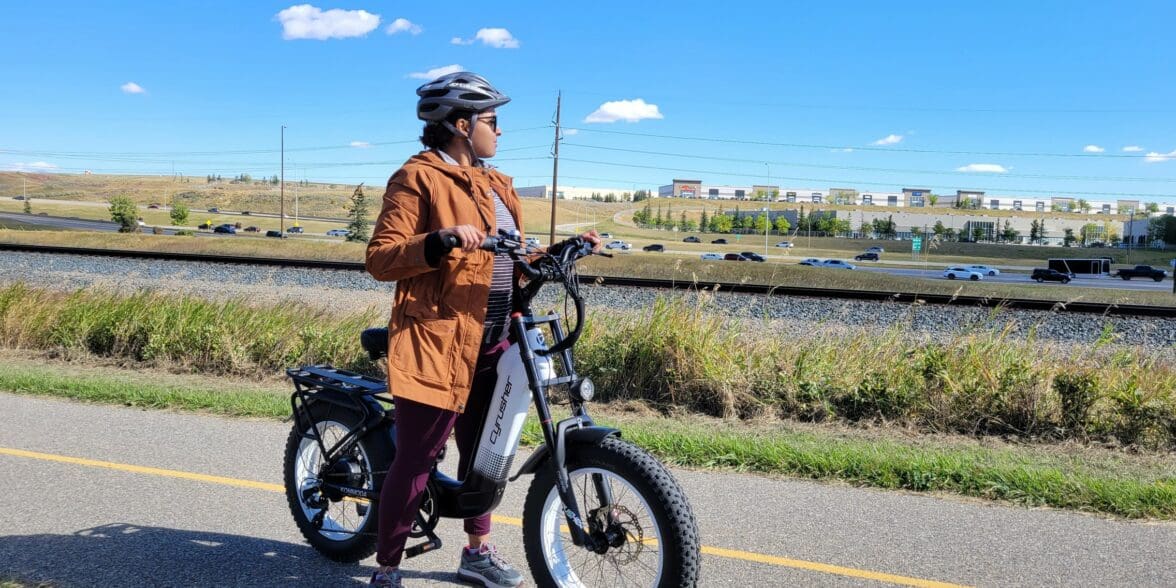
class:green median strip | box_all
[1,360,1171,520]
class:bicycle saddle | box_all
[360,327,389,360]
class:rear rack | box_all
[287,365,391,401]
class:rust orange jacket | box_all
[366,150,524,413]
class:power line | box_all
[557,157,1176,199]
[561,127,1164,159]
[561,143,1176,183]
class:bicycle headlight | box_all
[571,377,595,402]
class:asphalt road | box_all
[1,394,1173,587]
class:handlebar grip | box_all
[441,234,460,250]
[479,237,500,251]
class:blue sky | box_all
[2,1,1175,201]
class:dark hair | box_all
[420,109,475,149]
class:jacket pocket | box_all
[390,312,459,385]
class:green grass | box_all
[1,283,1173,450]
[0,356,1171,519]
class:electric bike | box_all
[283,232,701,587]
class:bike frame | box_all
[288,237,618,552]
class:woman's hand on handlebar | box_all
[578,229,603,252]
[438,225,487,253]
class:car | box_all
[599,232,612,238]
[326,228,350,237]
[798,257,822,266]
[740,251,766,262]
[265,230,284,238]
[642,243,665,252]
[605,240,631,250]
[943,266,983,281]
[1031,268,1073,283]
[700,253,723,261]
[213,224,236,234]
[724,253,748,261]
[711,238,728,244]
[683,236,701,243]
[13,196,26,201]
[244,226,260,232]
[207,207,220,213]
[287,226,304,234]
[853,252,880,261]
[966,264,1001,276]
[775,241,794,248]
[865,246,884,253]
[819,259,856,270]
[525,237,541,247]
[147,203,161,209]
[241,210,252,215]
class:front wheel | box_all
[283,400,394,562]
[522,437,701,587]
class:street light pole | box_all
[280,125,286,234]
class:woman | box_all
[365,72,599,587]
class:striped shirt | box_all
[435,149,516,346]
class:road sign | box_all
[912,237,923,251]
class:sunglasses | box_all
[477,116,498,132]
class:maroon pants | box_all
[375,345,502,567]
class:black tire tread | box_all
[283,401,393,563]
[522,436,701,587]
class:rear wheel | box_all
[970,275,980,281]
[523,437,701,587]
[1035,277,1044,283]
[284,400,394,562]
[1062,278,1071,284]
[1154,276,1164,282]
[947,274,957,280]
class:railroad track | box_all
[3,242,1174,318]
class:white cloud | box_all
[584,99,664,123]
[120,82,145,94]
[833,147,854,153]
[1082,144,1105,153]
[955,163,1009,173]
[407,64,464,80]
[1122,145,1143,152]
[563,128,579,136]
[1144,150,1176,163]
[386,18,421,35]
[872,134,903,146]
[349,141,371,148]
[452,27,520,48]
[6,161,58,172]
[276,4,380,40]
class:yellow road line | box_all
[0,446,970,588]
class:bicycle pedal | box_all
[404,536,442,558]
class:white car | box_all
[943,266,983,281]
[775,241,794,248]
[966,264,1001,276]
[326,229,350,237]
[605,240,631,250]
[798,257,822,266]
[819,259,856,270]
[866,246,884,253]
[700,253,723,261]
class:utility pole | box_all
[280,125,286,234]
[548,92,561,246]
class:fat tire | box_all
[283,400,394,562]
[522,437,701,587]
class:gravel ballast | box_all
[2,251,1174,350]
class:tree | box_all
[944,228,957,242]
[699,209,709,233]
[109,195,139,233]
[1076,199,1090,214]
[1039,219,1047,242]
[859,221,871,238]
[23,197,31,214]
[654,205,663,228]
[1145,202,1159,214]
[633,201,652,226]
[753,214,768,233]
[271,175,279,185]
[170,202,190,226]
[1029,220,1040,244]
[1063,228,1076,247]
[971,227,984,242]
[633,190,648,202]
[928,194,939,206]
[1000,219,1017,243]
[932,220,946,239]
[775,216,791,235]
[710,213,733,233]
[345,183,371,242]
[1079,223,1099,245]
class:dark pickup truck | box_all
[1114,265,1168,281]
